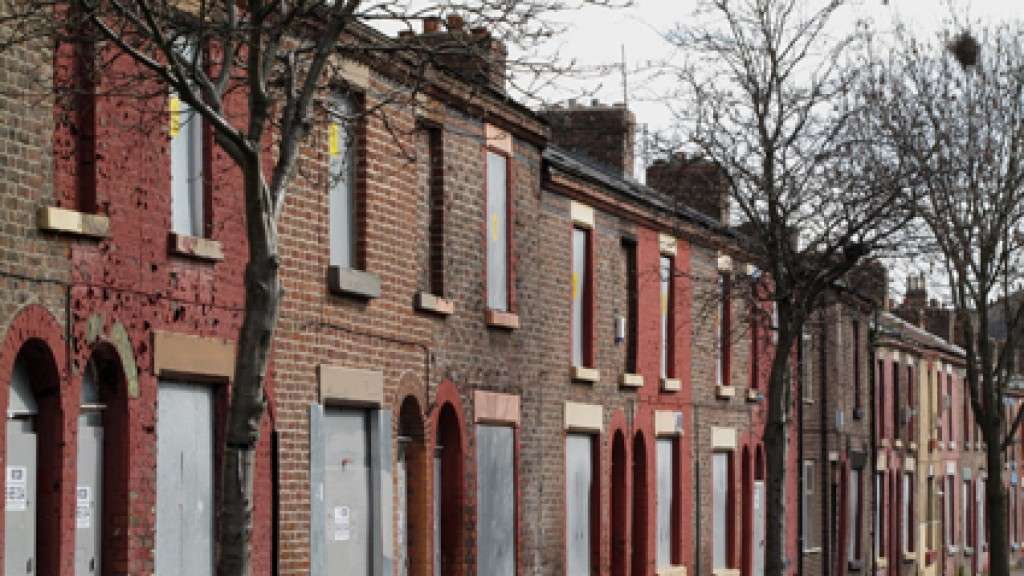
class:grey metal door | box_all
[566,434,593,576]
[6,359,37,576]
[753,481,765,576]
[324,408,371,576]
[396,439,408,576]
[75,411,103,575]
[156,382,214,576]
[476,424,515,576]
[433,449,441,576]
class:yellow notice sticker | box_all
[661,293,669,315]
[571,272,579,300]
[490,213,499,241]
[328,124,341,157]
[169,96,181,137]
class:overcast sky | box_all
[522,0,1024,302]
[532,0,1024,138]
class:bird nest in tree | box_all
[948,31,980,68]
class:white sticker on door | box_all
[76,486,92,529]
[5,466,27,511]
[333,505,351,541]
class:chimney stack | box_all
[541,99,636,178]
[645,152,730,225]
[399,15,507,93]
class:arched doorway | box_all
[611,430,628,576]
[753,446,766,576]
[435,403,463,576]
[742,446,752,576]
[631,432,648,576]
[77,347,129,576]
[5,341,61,576]
[397,396,427,576]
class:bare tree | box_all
[664,2,911,574]
[864,24,1024,576]
[0,1,624,573]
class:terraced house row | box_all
[0,12,1023,576]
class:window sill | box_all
[874,557,888,569]
[894,439,904,449]
[414,292,453,316]
[328,266,381,299]
[661,377,681,392]
[746,388,763,402]
[879,438,890,448]
[168,232,224,261]
[848,559,864,572]
[946,545,959,555]
[1011,543,1021,552]
[485,309,520,330]
[37,206,110,239]
[963,546,974,557]
[902,551,917,563]
[908,441,918,451]
[803,398,815,405]
[804,547,822,555]
[712,569,740,576]
[620,373,644,388]
[655,567,687,576]
[570,366,600,384]
[715,385,736,400]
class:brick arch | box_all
[431,379,467,576]
[0,304,68,576]
[608,409,630,576]
[78,341,132,575]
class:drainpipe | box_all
[869,307,880,566]
[695,400,702,576]
[798,325,806,576]
[821,317,831,576]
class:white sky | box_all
[531,0,1024,140]
[522,0,1024,303]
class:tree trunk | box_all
[217,167,281,576]
[985,424,1010,576]
[765,326,796,576]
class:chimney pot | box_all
[567,98,577,107]
[424,16,442,33]
[591,98,600,106]
[446,14,465,31]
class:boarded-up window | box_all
[802,460,815,550]
[712,452,731,569]
[876,473,885,556]
[486,152,509,311]
[329,95,357,269]
[977,480,985,548]
[848,468,861,562]
[660,256,672,379]
[903,473,914,553]
[477,425,515,576]
[565,434,594,576]
[623,239,638,374]
[571,228,590,367]
[801,331,813,402]
[656,438,675,567]
[170,94,204,236]
[717,274,730,387]
[946,475,955,548]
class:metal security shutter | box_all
[75,362,104,576]
[155,382,214,576]
[565,434,593,576]
[656,438,674,568]
[5,358,37,576]
[477,424,515,576]
[486,152,508,311]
